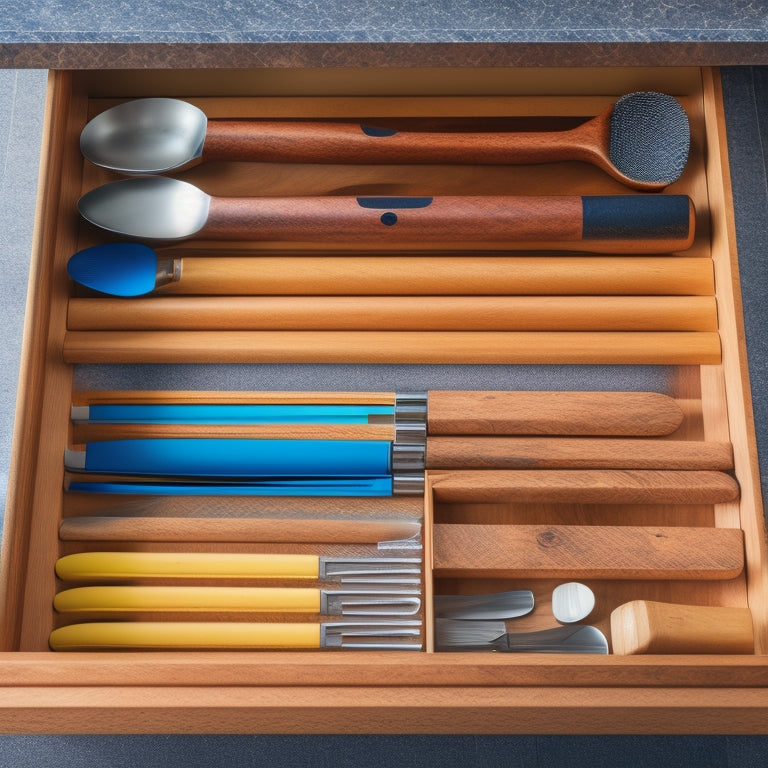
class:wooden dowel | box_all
[67,295,718,333]
[427,469,740,505]
[426,390,685,436]
[59,516,421,544]
[62,330,722,365]
[432,524,744,580]
[154,255,715,296]
[425,437,733,470]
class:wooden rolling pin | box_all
[66,295,718,332]
[152,255,714,297]
[610,600,754,654]
[62,330,722,365]
[432,524,744,580]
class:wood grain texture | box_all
[425,437,733,470]
[610,600,754,654]
[427,469,740,505]
[61,330,722,365]
[200,194,693,253]
[155,255,716,297]
[432,524,744,579]
[59,516,421,544]
[427,390,685,436]
[67,295,718,332]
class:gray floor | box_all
[1,67,767,765]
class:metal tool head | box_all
[80,97,208,174]
[321,620,423,650]
[322,590,422,616]
[319,556,422,580]
[434,590,535,620]
[78,177,211,240]
[434,619,608,654]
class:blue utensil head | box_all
[67,242,158,296]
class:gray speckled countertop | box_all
[1,0,768,68]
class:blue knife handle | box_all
[77,403,393,425]
[77,438,391,477]
[67,476,394,496]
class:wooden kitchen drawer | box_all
[0,65,766,733]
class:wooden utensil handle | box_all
[202,119,595,166]
[427,469,740,505]
[610,600,754,654]
[425,437,733,470]
[427,391,685,436]
[204,195,694,253]
[59,516,421,544]
[162,256,714,297]
[432,524,744,580]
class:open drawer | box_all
[0,64,767,733]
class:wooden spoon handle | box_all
[427,390,685,436]
[202,118,598,166]
[425,437,733,470]
[203,195,694,253]
[159,255,714,297]
[610,600,754,654]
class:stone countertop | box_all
[1,0,768,68]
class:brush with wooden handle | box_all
[68,247,715,298]
[49,619,423,651]
[610,600,754,654]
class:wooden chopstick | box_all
[62,330,722,365]
[67,295,719,332]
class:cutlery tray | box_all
[1,64,767,732]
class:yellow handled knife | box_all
[53,585,421,616]
[55,551,421,582]
[49,620,423,651]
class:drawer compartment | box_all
[0,65,767,733]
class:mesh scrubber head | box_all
[609,92,690,185]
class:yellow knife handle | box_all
[53,586,322,613]
[49,621,323,650]
[54,552,321,581]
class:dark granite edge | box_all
[3,41,768,70]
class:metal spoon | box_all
[79,93,690,190]
[76,177,695,252]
